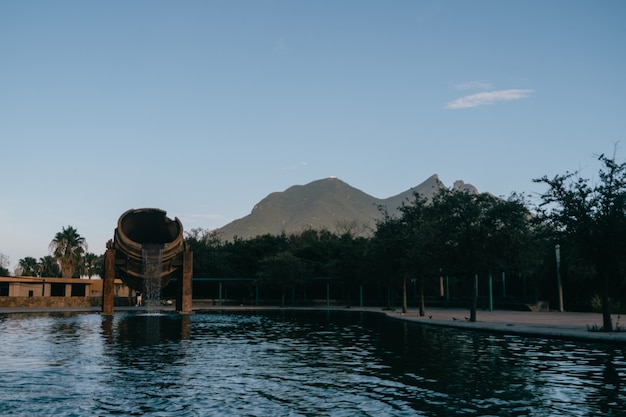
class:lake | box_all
[0,310,624,416]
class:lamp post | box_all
[555,244,563,312]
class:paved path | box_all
[2,304,625,344]
[377,307,626,344]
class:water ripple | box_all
[0,310,625,416]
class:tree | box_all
[229,234,289,278]
[0,253,11,276]
[185,228,234,277]
[371,209,407,311]
[287,228,337,278]
[429,188,532,322]
[396,194,435,316]
[39,255,61,277]
[49,226,88,278]
[481,192,535,273]
[534,152,626,331]
[429,189,486,321]
[330,233,369,307]
[371,195,434,314]
[257,251,311,307]
[81,252,103,278]
[18,257,39,276]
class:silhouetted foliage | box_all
[186,228,234,277]
[39,255,61,278]
[18,257,39,276]
[81,252,103,278]
[180,152,625,316]
[49,226,88,278]
[534,151,626,331]
[0,253,10,275]
[257,251,311,306]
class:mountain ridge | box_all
[215,174,477,241]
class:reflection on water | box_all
[0,310,625,416]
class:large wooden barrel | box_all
[113,208,184,290]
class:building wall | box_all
[0,296,103,308]
[0,276,133,307]
[9,282,44,297]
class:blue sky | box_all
[1,1,625,271]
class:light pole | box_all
[555,244,563,312]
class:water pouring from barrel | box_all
[102,208,193,314]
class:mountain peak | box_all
[215,175,474,241]
[453,180,479,194]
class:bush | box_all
[590,294,621,313]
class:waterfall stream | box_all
[141,244,164,311]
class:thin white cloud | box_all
[446,89,533,109]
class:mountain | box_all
[215,174,477,241]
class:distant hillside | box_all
[215,174,477,241]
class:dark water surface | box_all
[1,310,625,416]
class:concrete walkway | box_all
[377,307,626,344]
[2,304,625,344]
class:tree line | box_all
[185,152,626,330]
[2,152,625,331]
[1,226,101,279]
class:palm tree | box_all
[49,226,88,278]
[18,257,39,276]
[39,255,61,277]
[81,252,103,278]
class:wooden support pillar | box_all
[102,247,115,315]
[177,250,193,314]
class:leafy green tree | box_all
[429,189,532,322]
[185,228,234,277]
[228,234,289,278]
[534,152,626,331]
[18,257,39,276]
[429,189,485,321]
[49,226,88,278]
[0,253,10,275]
[330,233,369,306]
[395,194,436,315]
[371,195,434,314]
[39,255,61,277]
[482,192,535,281]
[287,228,337,277]
[371,209,407,310]
[81,252,103,278]
[257,251,311,307]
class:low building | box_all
[0,276,132,308]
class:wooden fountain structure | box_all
[102,208,193,314]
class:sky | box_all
[1,1,625,272]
